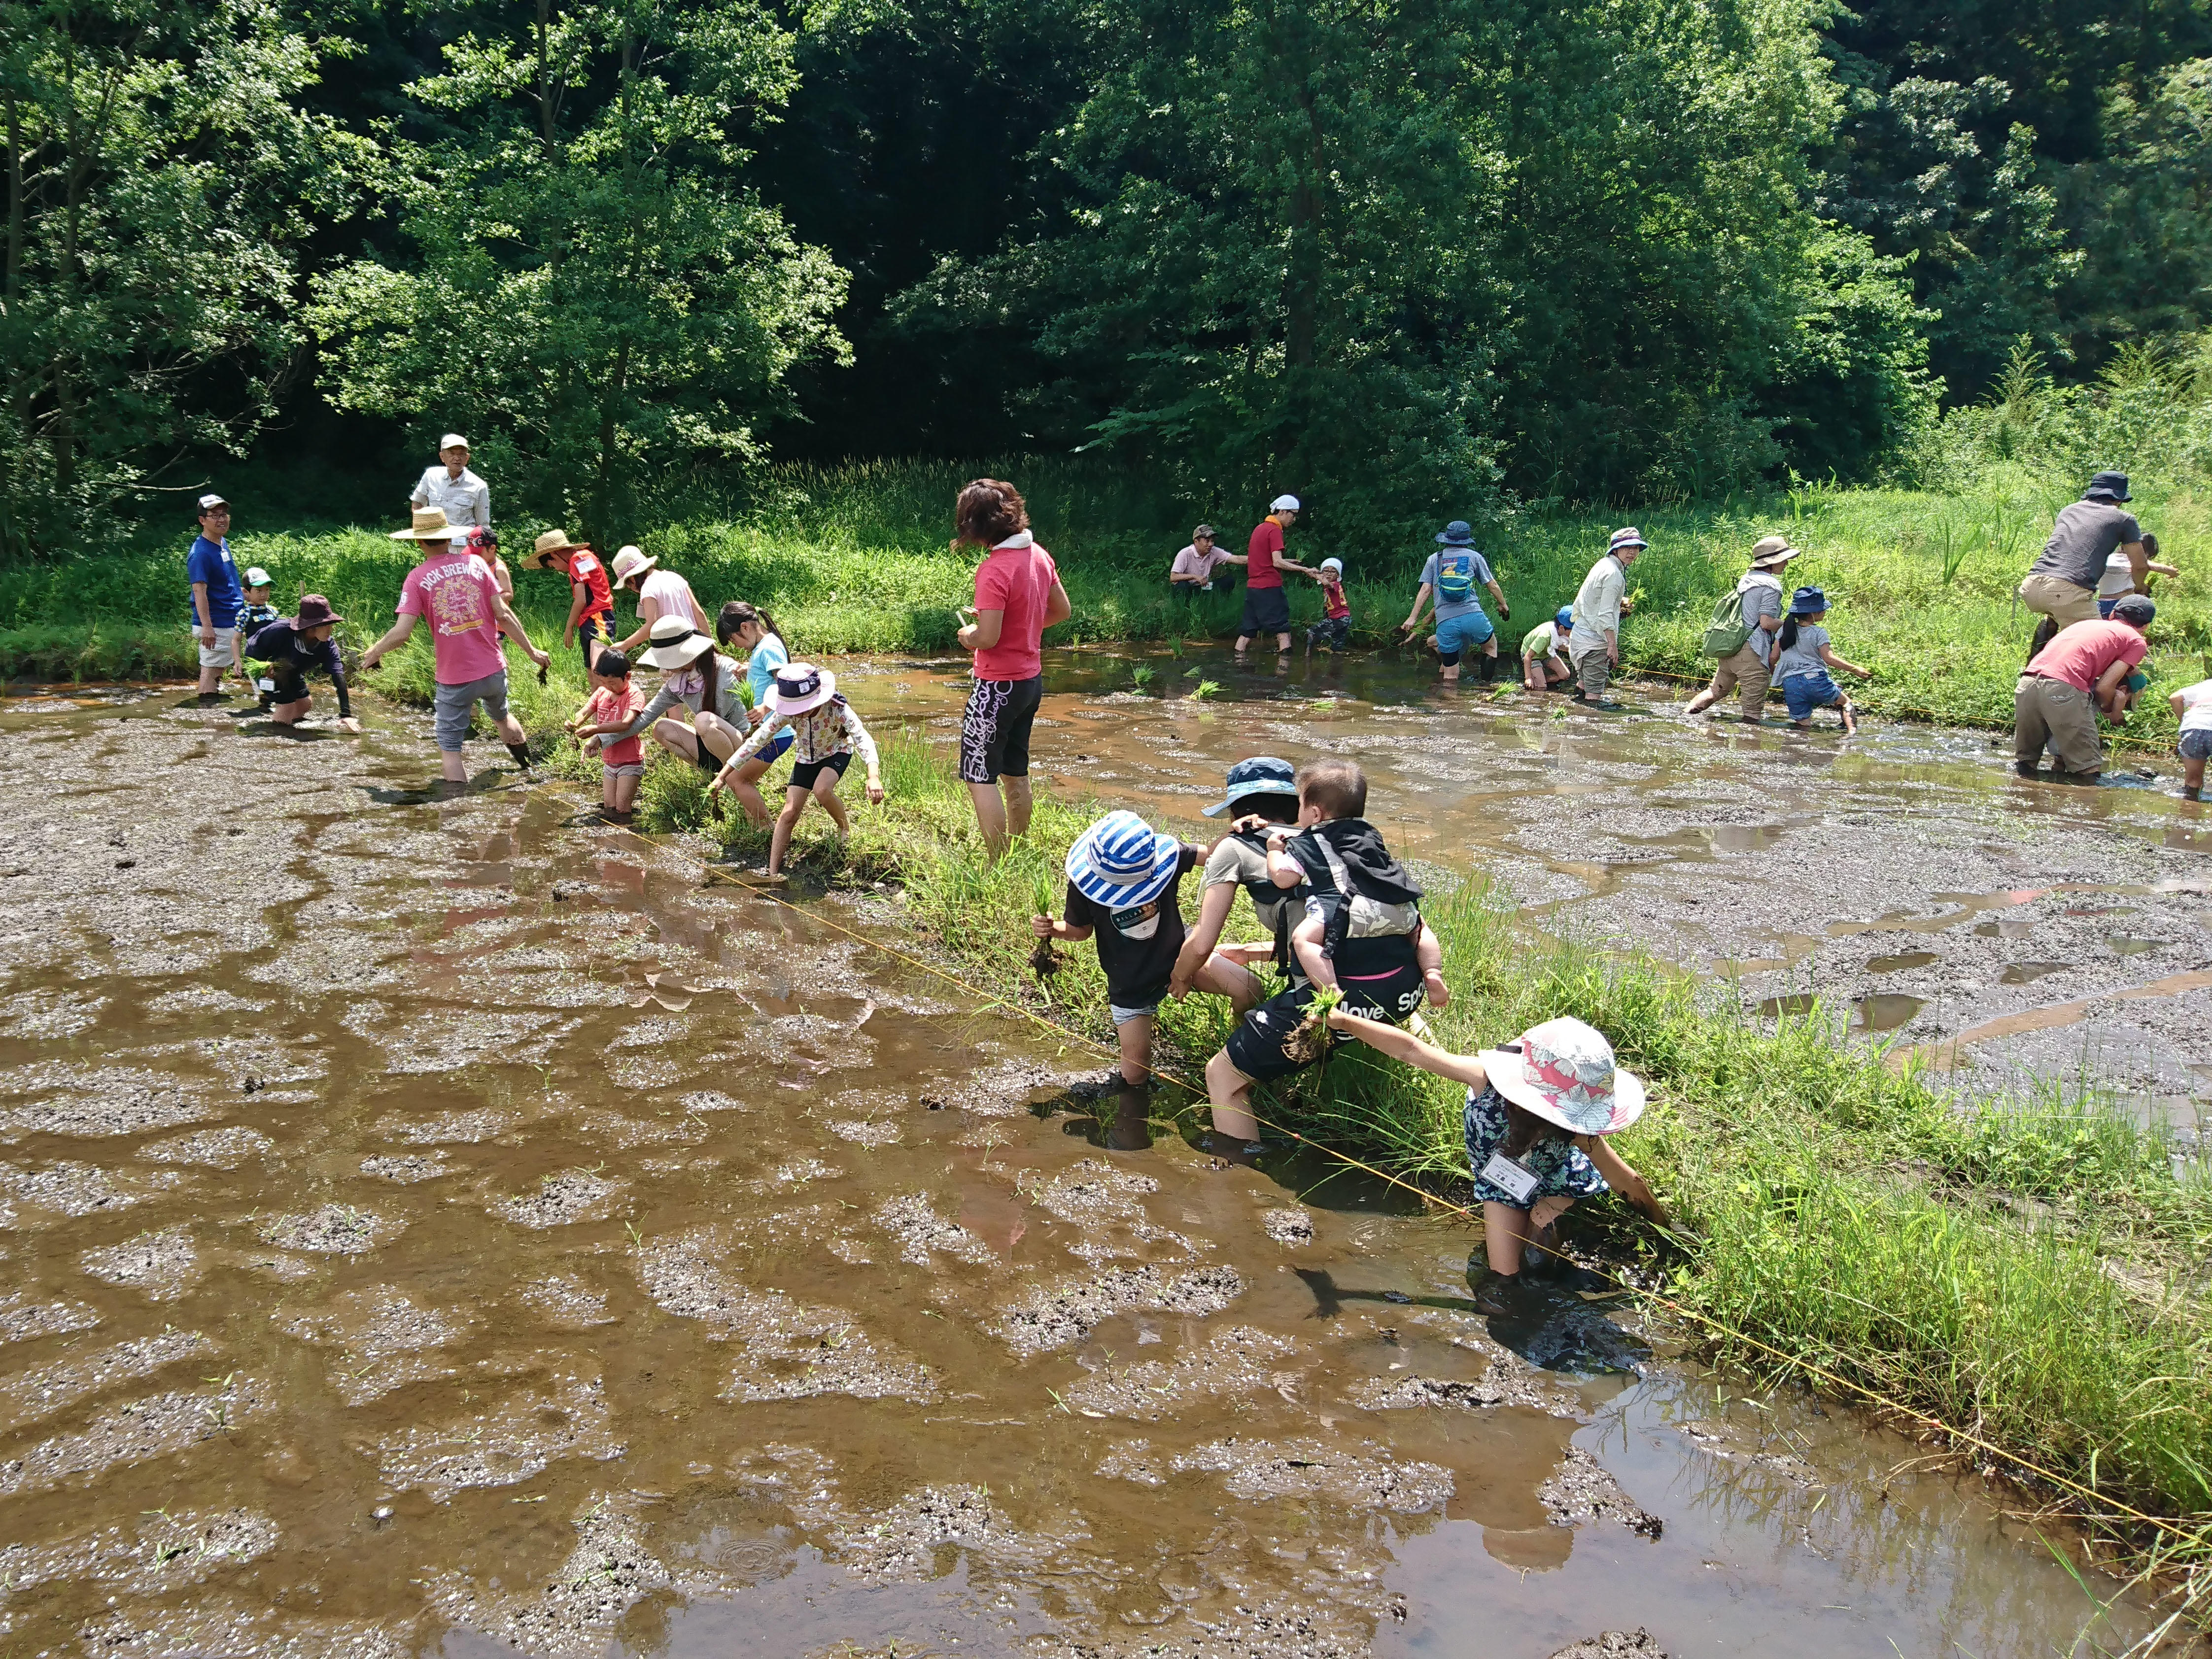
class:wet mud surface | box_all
[0,681,2161,1655]
[857,648,2212,1121]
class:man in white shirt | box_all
[409,433,490,530]
[1567,526,1644,705]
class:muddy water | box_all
[852,647,2212,1117]
[0,683,2160,1657]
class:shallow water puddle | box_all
[1852,994,1926,1032]
[0,681,2170,1656]
[1866,950,1938,973]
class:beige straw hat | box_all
[391,507,458,542]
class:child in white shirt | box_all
[2169,676,2212,800]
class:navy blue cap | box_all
[1203,755,1298,817]
[1435,520,1477,546]
[2111,593,2155,626]
[1789,585,1827,615]
[2086,470,2131,503]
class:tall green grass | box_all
[15,454,2209,746]
[639,733,2212,1568]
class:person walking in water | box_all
[1567,527,1643,705]
[359,508,551,783]
[2020,472,2148,657]
[1400,520,1509,683]
[409,433,490,531]
[1686,535,1798,723]
[1235,495,1318,654]
[954,479,1071,856]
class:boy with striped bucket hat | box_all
[1325,1009,1671,1289]
[1033,809,1205,1091]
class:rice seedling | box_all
[1189,679,1220,700]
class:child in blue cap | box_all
[1520,607,1575,692]
[1773,587,1871,733]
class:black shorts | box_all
[961,674,1043,784]
[265,664,310,705]
[1307,615,1351,651]
[789,751,851,792]
[1240,585,1291,636]
[1221,936,1425,1084]
[577,612,615,666]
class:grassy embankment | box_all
[646,733,2212,1599]
[11,454,2209,747]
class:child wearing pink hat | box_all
[1326,1010,1671,1283]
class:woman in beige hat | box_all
[1687,535,1799,722]
[1326,1008,1671,1287]
[595,613,753,790]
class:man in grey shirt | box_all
[1688,535,1798,721]
[410,432,490,530]
[2019,471,2143,651]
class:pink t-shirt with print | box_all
[398,551,507,684]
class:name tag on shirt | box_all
[1479,1151,1540,1205]
[1109,900,1162,940]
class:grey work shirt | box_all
[1774,621,1831,681]
[2029,500,2142,591]
[411,465,491,529]
[1419,548,1496,623]
[1734,575,1784,665]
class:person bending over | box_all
[246,595,359,733]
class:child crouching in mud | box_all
[1326,1008,1669,1297]
[709,663,883,882]
[1268,758,1450,1013]
[1033,810,1205,1091]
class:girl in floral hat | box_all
[1326,1009,1671,1281]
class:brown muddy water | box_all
[855,647,2212,1125]
[0,671,2175,1657]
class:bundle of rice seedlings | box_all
[1029,870,1062,979]
[1282,985,1344,1067]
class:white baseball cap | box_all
[1271,494,1301,512]
[439,432,470,451]
[243,566,273,588]
[198,493,228,512]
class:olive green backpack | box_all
[1701,586,1752,658]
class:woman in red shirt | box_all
[953,479,1072,854]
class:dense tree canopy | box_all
[3,0,2210,548]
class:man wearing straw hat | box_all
[358,507,551,783]
[409,434,490,530]
[1686,534,1799,722]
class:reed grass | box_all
[626,730,2212,1576]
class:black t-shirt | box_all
[2030,500,2143,590]
[1064,844,1201,1008]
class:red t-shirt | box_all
[1246,519,1285,589]
[973,535,1059,681]
[1321,574,1349,620]
[2027,619,2147,693]
[564,549,614,620]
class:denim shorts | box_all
[2180,728,2212,760]
[1782,671,1844,721]
[432,670,510,750]
[1435,610,1494,663]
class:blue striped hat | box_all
[1065,810,1181,909]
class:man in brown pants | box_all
[2019,471,2147,656]
[2015,595,2154,783]
[1689,535,1799,722]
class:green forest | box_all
[6,0,2212,558]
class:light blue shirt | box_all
[745,633,789,704]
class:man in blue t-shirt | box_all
[186,493,245,696]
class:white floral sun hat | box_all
[1478,1016,1646,1136]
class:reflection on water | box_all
[1854,993,1927,1032]
[0,673,2164,1658]
[1866,950,1939,973]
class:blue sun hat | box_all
[1788,585,1828,616]
[1202,755,1297,818]
[1436,520,1477,546]
[1555,606,1573,629]
[1067,810,1181,907]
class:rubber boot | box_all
[506,742,533,770]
